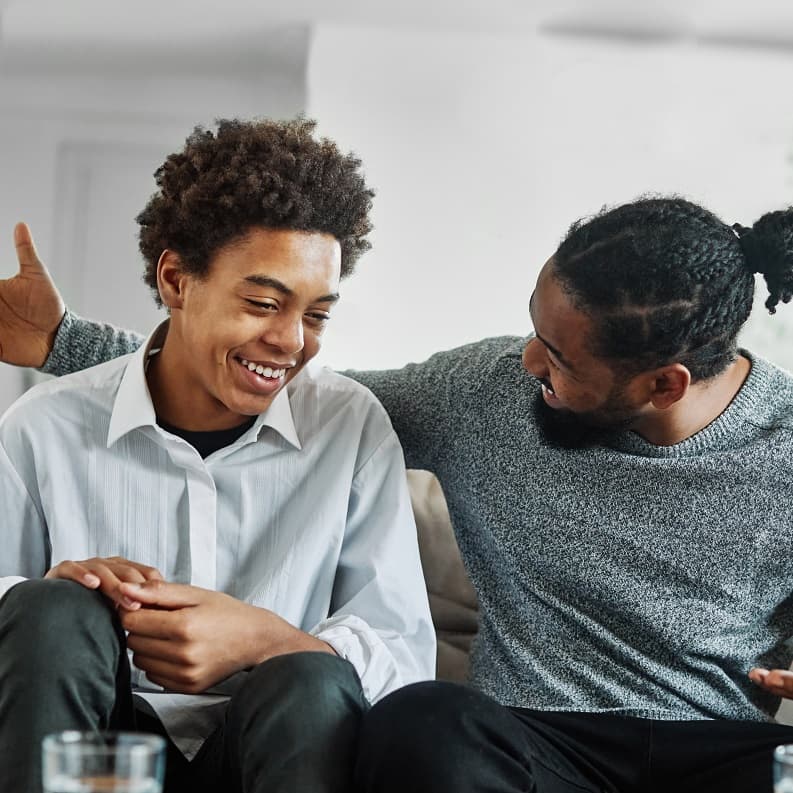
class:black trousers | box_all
[0,579,369,793]
[355,680,793,793]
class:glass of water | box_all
[42,731,166,793]
[775,744,793,793]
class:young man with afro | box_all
[0,118,435,793]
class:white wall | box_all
[308,25,793,371]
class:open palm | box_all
[0,223,65,367]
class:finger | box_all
[748,667,769,683]
[748,668,792,698]
[140,672,196,694]
[119,580,199,609]
[757,681,791,698]
[106,558,164,582]
[108,565,147,609]
[81,560,138,608]
[126,634,184,664]
[145,676,193,693]
[107,564,147,586]
[121,606,185,639]
[44,561,101,589]
[132,654,202,693]
[763,669,793,692]
[13,222,49,278]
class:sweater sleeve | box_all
[342,347,476,473]
[40,309,145,376]
[344,337,524,473]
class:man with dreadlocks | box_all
[2,192,793,790]
[0,118,435,793]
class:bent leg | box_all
[0,579,133,793]
[355,681,537,793]
[192,651,369,793]
[354,681,632,793]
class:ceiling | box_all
[2,0,793,74]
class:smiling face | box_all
[148,227,341,431]
[522,260,646,431]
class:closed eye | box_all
[245,299,277,311]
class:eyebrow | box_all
[528,291,572,368]
[243,274,340,304]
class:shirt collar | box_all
[248,386,302,450]
[107,321,302,451]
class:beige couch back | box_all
[407,470,478,682]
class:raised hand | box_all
[119,580,335,693]
[45,556,164,610]
[0,223,66,367]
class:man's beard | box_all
[533,385,638,450]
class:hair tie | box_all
[731,222,761,275]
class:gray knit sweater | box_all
[43,312,793,722]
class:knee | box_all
[0,579,117,658]
[357,681,478,776]
[227,651,366,735]
[363,680,476,744]
[357,683,527,793]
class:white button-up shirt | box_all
[0,328,436,757]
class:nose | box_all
[522,337,548,379]
[262,311,304,355]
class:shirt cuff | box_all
[311,614,403,704]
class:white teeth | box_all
[240,358,286,379]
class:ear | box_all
[156,250,187,310]
[646,363,691,410]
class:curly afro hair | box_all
[138,116,375,305]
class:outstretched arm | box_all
[0,223,144,375]
[40,310,145,377]
[344,361,453,473]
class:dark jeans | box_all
[355,680,793,793]
[0,579,369,793]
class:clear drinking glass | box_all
[775,744,793,793]
[42,731,166,793]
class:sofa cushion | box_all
[407,469,478,682]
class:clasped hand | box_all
[45,556,313,694]
[119,580,283,694]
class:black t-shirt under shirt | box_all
[157,416,257,459]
